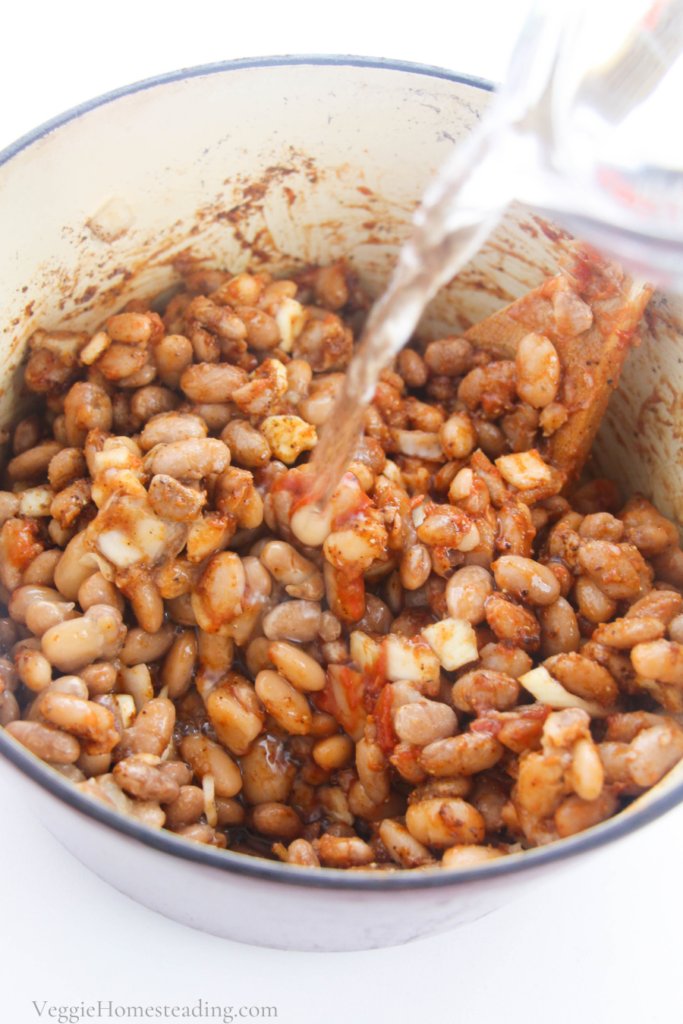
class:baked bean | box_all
[42,606,124,673]
[424,337,474,377]
[478,642,532,680]
[399,544,432,591]
[252,802,303,840]
[160,630,197,699]
[140,411,207,452]
[515,333,560,408]
[150,437,231,481]
[406,797,485,848]
[492,555,560,606]
[379,818,435,868]
[555,790,619,838]
[153,334,193,388]
[81,662,118,697]
[286,838,320,867]
[578,512,624,543]
[255,670,312,735]
[113,757,179,803]
[452,669,519,714]
[8,440,63,483]
[544,653,618,705]
[54,532,98,602]
[206,675,264,755]
[574,576,618,624]
[115,698,175,759]
[485,595,540,652]
[163,786,206,830]
[578,540,652,601]
[267,641,326,692]
[312,734,354,771]
[593,616,665,649]
[179,734,242,797]
[445,565,493,624]
[538,597,580,657]
[631,640,683,685]
[78,572,125,614]
[394,699,457,746]
[420,732,504,776]
[441,844,504,869]
[262,600,322,643]
[440,412,477,460]
[120,622,174,666]
[397,348,428,388]
[6,720,80,763]
[39,693,119,753]
[15,648,52,692]
[239,734,296,804]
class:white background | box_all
[1,2,681,1022]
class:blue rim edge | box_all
[0,54,494,170]
[1,53,681,892]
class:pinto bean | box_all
[206,675,265,756]
[379,819,435,868]
[578,540,652,601]
[631,640,683,685]
[311,734,354,771]
[6,720,80,763]
[445,566,493,624]
[492,556,560,606]
[592,616,666,649]
[485,595,540,652]
[405,797,485,848]
[239,734,296,804]
[452,669,520,714]
[179,734,242,797]
[262,601,322,643]
[39,693,119,753]
[420,732,504,776]
[267,641,326,692]
[163,786,206,830]
[255,670,312,735]
[538,598,580,657]
[113,757,180,803]
[515,333,560,408]
[115,698,175,759]
[555,790,619,838]
[252,802,303,841]
[544,653,619,705]
[394,699,458,746]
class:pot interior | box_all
[1,57,682,827]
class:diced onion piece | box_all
[349,631,381,675]
[382,634,440,684]
[422,617,478,671]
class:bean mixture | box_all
[1,255,682,873]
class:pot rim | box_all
[1,53,681,892]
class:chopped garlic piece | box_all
[422,617,478,671]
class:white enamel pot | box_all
[1,56,683,953]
